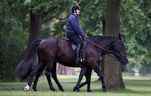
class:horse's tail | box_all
[15,39,41,80]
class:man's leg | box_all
[75,43,81,64]
[68,34,82,65]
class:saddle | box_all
[64,38,85,63]
[64,38,77,51]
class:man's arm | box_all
[69,15,85,38]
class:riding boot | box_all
[75,44,81,65]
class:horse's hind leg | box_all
[25,64,45,91]
[45,68,56,91]
[32,62,56,91]
[51,64,64,91]
[32,72,41,91]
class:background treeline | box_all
[0,0,151,81]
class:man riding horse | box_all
[65,5,86,64]
[16,5,128,92]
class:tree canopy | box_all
[0,0,151,80]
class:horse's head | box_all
[112,37,128,66]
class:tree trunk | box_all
[28,10,41,46]
[23,10,41,58]
[103,0,125,90]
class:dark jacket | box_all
[66,14,85,38]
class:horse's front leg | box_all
[85,68,92,92]
[51,64,64,91]
[32,73,41,91]
[45,68,56,91]
[73,67,86,92]
[74,67,92,92]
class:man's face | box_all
[75,9,80,16]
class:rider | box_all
[65,5,86,64]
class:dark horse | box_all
[73,35,128,91]
[16,35,128,92]
[32,35,128,92]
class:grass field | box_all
[0,76,151,96]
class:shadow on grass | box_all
[0,82,24,91]
[91,88,151,95]
[112,88,151,95]
[124,80,151,87]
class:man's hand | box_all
[80,32,87,41]
[83,33,88,40]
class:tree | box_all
[0,0,151,81]
[121,0,151,75]
[0,0,28,80]
[27,0,71,46]
[103,0,125,90]
[0,0,73,80]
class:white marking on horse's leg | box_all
[80,58,83,62]
[40,39,46,45]
[24,84,30,91]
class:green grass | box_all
[0,76,151,96]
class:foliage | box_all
[80,0,106,36]
[0,0,73,81]
[121,0,151,74]
[0,0,28,80]
[0,0,151,81]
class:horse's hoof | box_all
[73,86,80,92]
[73,87,76,91]
[24,84,30,91]
[75,89,80,92]
[33,88,37,91]
[60,88,64,92]
[32,86,37,91]
[87,90,92,92]
[73,87,77,91]
[73,88,80,92]
[50,88,56,91]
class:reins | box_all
[87,39,113,53]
